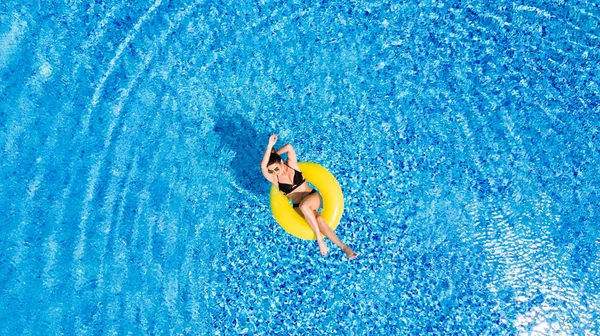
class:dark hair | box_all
[268,150,282,166]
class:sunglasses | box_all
[267,167,280,174]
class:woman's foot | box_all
[343,247,358,259]
[317,239,329,256]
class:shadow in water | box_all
[214,114,271,197]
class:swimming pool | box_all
[1,0,599,334]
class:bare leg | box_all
[315,212,357,259]
[298,203,328,256]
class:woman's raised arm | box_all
[260,134,280,184]
[276,144,297,164]
[260,134,278,169]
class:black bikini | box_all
[276,162,317,207]
[277,162,305,195]
[292,190,317,208]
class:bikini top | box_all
[276,162,305,195]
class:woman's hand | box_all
[268,134,278,146]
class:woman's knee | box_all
[299,202,313,214]
[314,211,323,221]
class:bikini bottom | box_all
[292,189,317,208]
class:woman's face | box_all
[267,162,283,176]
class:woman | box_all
[261,134,358,259]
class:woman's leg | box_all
[297,193,329,256]
[315,212,357,259]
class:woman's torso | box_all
[278,161,314,203]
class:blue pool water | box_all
[1,0,599,334]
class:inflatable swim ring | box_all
[270,162,344,240]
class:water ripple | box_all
[80,0,163,134]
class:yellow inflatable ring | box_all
[270,162,344,240]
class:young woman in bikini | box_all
[260,134,357,259]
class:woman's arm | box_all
[261,144,275,169]
[277,144,298,164]
[260,134,278,182]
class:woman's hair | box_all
[268,149,282,166]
